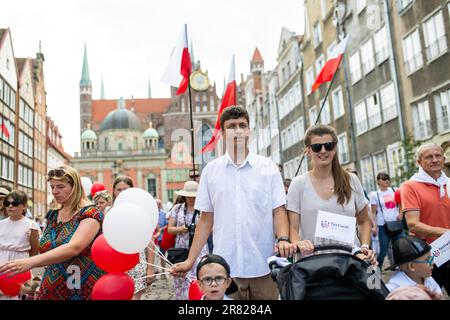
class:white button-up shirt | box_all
[386,270,442,295]
[195,151,286,278]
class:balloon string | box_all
[144,262,172,272]
[147,242,174,267]
[134,272,172,282]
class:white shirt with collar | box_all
[195,151,286,278]
[386,270,442,295]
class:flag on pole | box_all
[310,35,350,93]
[201,55,237,153]
[161,24,192,95]
[1,121,10,138]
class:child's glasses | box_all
[199,276,227,286]
[412,255,434,266]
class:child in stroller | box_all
[269,243,389,300]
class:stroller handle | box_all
[313,244,353,253]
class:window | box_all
[349,51,362,84]
[374,26,389,64]
[313,22,322,48]
[355,101,368,135]
[282,131,287,149]
[181,98,185,112]
[402,29,423,74]
[412,100,432,140]
[210,96,215,111]
[434,89,450,133]
[361,39,375,75]
[297,117,305,141]
[287,61,292,78]
[372,152,388,177]
[356,0,367,14]
[366,93,382,128]
[360,157,376,192]
[315,54,325,75]
[397,0,413,12]
[309,106,318,126]
[380,83,398,122]
[423,10,447,61]
[306,67,315,94]
[202,95,208,112]
[195,95,200,112]
[332,87,345,119]
[319,99,331,124]
[327,41,337,59]
[337,132,349,164]
[387,142,404,179]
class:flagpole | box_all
[294,63,340,177]
[185,25,197,180]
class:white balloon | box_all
[81,177,93,197]
[115,188,158,232]
[103,203,155,254]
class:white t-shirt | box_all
[195,151,286,278]
[286,172,368,245]
[370,188,399,226]
[386,270,442,295]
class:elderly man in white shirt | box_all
[171,106,294,300]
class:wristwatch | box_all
[276,236,290,244]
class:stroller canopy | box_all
[276,252,389,300]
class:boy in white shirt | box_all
[385,236,442,297]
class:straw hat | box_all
[175,181,199,197]
[0,187,9,196]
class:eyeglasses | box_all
[3,200,22,207]
[310,142,336,153]
[413,255,434,266]
[48,168,66,178]
[199,276,228,286]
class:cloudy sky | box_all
[1,0,304,155]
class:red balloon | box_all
[91,273,134,300]
[188,280,203,300]
[12,271,32,284]
[0,274,22,297]
[394,188,401,204]
[91,182,107,197]
[92,234,139,273]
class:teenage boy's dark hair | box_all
[220,105,250,131]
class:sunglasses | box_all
[48,168,66,178]
[3,200,22,207]
[310,142,336,153]
[379,177,390,181]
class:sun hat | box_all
[384,236,431,271]
[175,181,199,197]
[0,187,9,196]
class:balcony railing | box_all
[74,148,167,158]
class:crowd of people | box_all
[0,105,449,301]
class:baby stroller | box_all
[269,244,389,300]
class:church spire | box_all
[80,43,91,87]
[100,76,105,99]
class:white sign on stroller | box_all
[314,210,356,245]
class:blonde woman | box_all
[93,190,112,214]
[0,165,105,300]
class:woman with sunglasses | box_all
[370,172,404,267]
[286,124,376,264]
[0,165,105,300]
[0,191,40,299]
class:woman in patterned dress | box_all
[0,165,104,300]
[168,181,209,300]
[112,176,154,300]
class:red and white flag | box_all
[1,121,10,138]
[201,55,237,153]
[311,35,350,93]
[161,24,192,95]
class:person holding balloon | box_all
[111,176,152,300]
[0,165,105,300]
[0,190,40,299]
